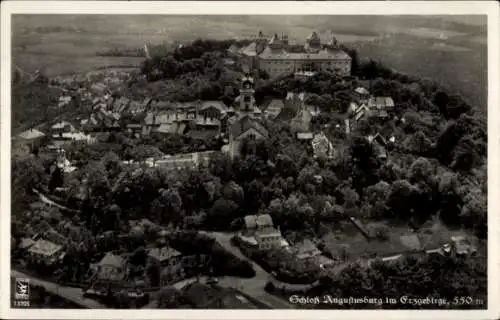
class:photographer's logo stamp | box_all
[13,278,30,307]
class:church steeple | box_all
[239,71,255,113]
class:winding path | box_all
[199,231,295,309]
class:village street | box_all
[199,231,295,309]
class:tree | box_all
[146,261,161,287]
[130,246,147,266]
[437,172,462,226]
[460,188,486,238]
[85,162,111,206]
[48,165,64,192]
[151,188,183,225]
[208,199,238,229]
[209,153,234,182]
[223,181,244,205]
[408,157,434,185]
[159,56,180,79]
[386,179,414,220]
[157,287,185,308]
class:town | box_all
[11,29,487,309]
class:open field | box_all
[322,219,475,260]
[12,15,487,110]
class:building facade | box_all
[258,32,352,78]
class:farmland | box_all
[12,15,487,112]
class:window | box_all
[244,96,251,103]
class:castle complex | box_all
[229,31,352,78]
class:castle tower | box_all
[305,31,321,52]
[281,32,289,46]
[268,33,284,50]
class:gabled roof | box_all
[28,239,62,256]
[297,132,314,140]
[183,282,220,307]
[230,116,269,140]
[367,133,387,146]
[19,238,36,250]
[312,132,334,158]
[244,214,274,229]
[368,97,395,109]
[227,44,241,54]
[354,87,370,95]
[200,101,227,113]
[51,121,74,130]
[148,247,181,262]
[240,42,258,57]
[19,129,45,140]
[97,252,125,268]
[295,239,321,258]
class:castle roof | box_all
[259,47,350,60]
[307,31,320,41]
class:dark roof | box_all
[230,116,269,139]
[186,130,218,141]
[183,283,257,309]
[183,282,221,307]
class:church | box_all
[226,73,269,159]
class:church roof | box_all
[230,116,269,140]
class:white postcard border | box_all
[1,1,499,320]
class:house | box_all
[51,121,75,135]
[348,102,370,130]
[58,95,72,108]
[91,252,128,281]
[228,116,269,159]
[263,99,284,120]
[254,228,283,250]
[148,247,182,267]
[51,131,96,145]
[147,246,183,285]
[367,96,395,118]
[297,132,314,141]
[155,151,214,171]
[293,239,335,269]
[290,109,313,133]
[294,239,321,260]
[244,214,274,231]
[354,87,370,103]
[27,239,64,265]
[14,128,46,153]
[311,132,334,158]
[450,236,477,256]
[199,101,228,119]
[367,133,388,160]
[242,214,283,250]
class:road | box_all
[199,231,295,309]
[11,269,105,308]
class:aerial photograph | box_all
[10,14,487,310]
